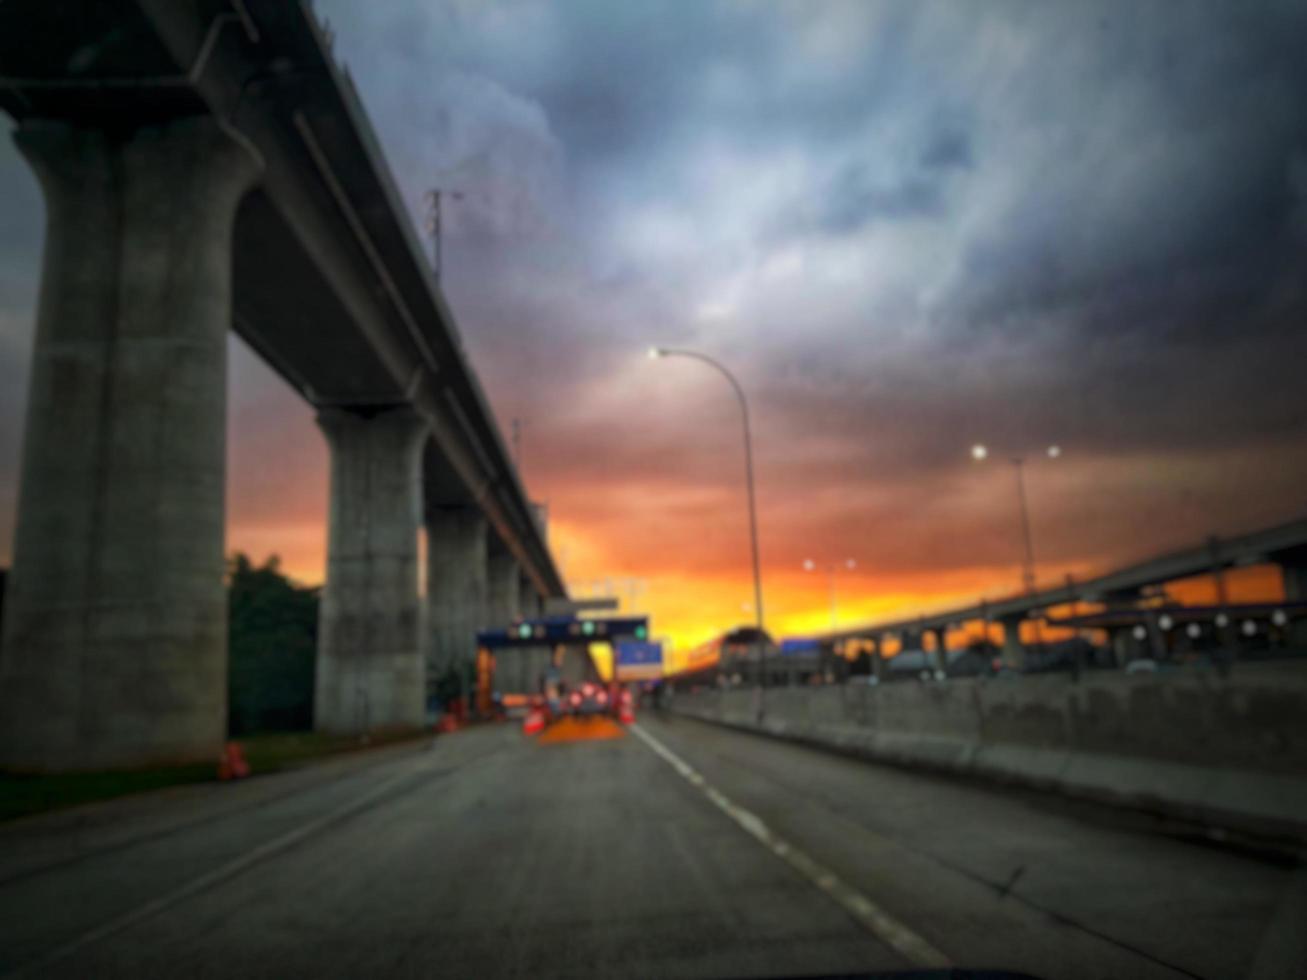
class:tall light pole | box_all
[803,558,856,630]
[971,443,1061,594]
[648,347,766,701]
[423,188,464,282]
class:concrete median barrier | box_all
[668,661,1307,842]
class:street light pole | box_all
[648,347,766,706]
[1011,458,1036,594]
[972,443,1060,595]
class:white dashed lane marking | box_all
[630,722,951,970]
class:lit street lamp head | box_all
[1047,445,1062,459]
[971,444,988,461]
[804,557,856,572]
[647,346,665,360]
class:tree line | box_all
[227,553,318,736]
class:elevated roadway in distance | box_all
[815,514,1307,651]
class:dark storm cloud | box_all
[919,125,972,172]
[3,0,1306,584]
[802,164,947,236]
[933,5,1307,337]
[779,122,975,239]
[309,0,1307,524]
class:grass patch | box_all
[0,727,431,824]
[237,728,428,773]
[0,764,215,824]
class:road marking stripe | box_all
[630,722,950,970]
[7,752,443,978]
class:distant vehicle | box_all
[846,674,879,686]
[559,681,634,722]
[526,683,618,734]
[565,681,610,717]
[1125,658,1159,675]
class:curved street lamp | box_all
[971,443,1061,594]
[648,347,766,696]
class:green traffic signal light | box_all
[581,620,595,636]
[634,624,647,640]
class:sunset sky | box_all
[2,1,1306,660]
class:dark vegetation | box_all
[227,553,318,736]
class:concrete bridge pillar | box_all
[999,615,1026,670]
[316,407,427,735]
[0,118,261,771]
[484,549,520,691]
[487,550,521,627]
[930,627,949,674]
[1108,627,1132,667]
[518,585,551,689]
[1275,548,1307,648]
[1282,561,1307,602]
[870,636,886,682]
[518,576,538,623]
[1101,587,1147,665]
[423,505,487,686]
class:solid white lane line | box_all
[8,752,441,979]
[630,722,951,970]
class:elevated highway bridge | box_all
[0,0,563,770]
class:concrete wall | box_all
[670,662,1307,841]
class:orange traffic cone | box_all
[218,741,251,780]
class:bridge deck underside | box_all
[233,191,400,408]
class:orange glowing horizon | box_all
[228,511,1286,680]
[202,332,1307,682]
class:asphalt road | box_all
[0,713,1300,979]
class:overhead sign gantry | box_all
[473,615,652,714]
